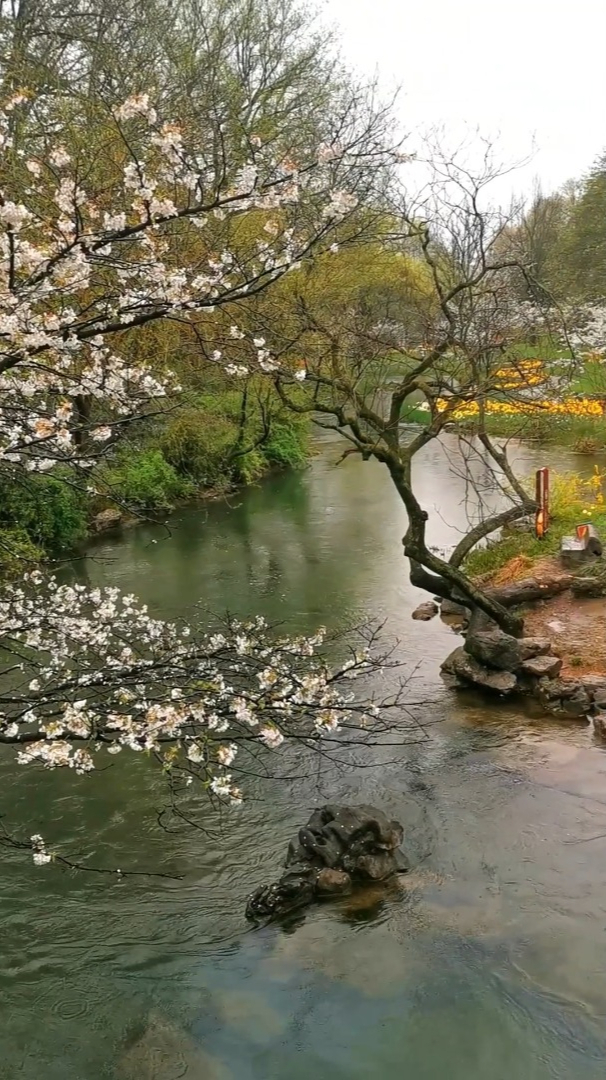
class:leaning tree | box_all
[216,143,577,636]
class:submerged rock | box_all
[117,1010,229,1080]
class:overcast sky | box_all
[325,0,606,202]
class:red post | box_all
[535,467,549,539]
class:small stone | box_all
[521,655,563,679]
[581,675,606,694]
[92,507,122,533]
[518,638,552,660]
[412,601,439,621]
[316,869,352,895]
[547,620,566,634]
[571,576,606,598]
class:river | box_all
[3,435,606,1079]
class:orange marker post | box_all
[535,468,549,539]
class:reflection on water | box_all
[2,436,606,1078]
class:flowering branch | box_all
[0,572,429,865]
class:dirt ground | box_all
[486,555,606,677]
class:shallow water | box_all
[2,436,606,1079]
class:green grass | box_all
[464,506,606,579]
[569,361,606,397]
[467,412,606,451]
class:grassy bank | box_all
[464,468,606,579]
[397,347,606,452]
[0,382,310,576]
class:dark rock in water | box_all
[412,601,439,621]
[536,677,591,719]
[561,689,591,718]
[441,646,465,675]
[537,677,573,702]
[245,804,407,922]
[521,655,562,679]
[465,628,522,672]
[245,872,315,922]
[449,648,517,695]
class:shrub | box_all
[263,419,308,469]
[161,409,235,484]
[0,527,43,577]
[231,447,266,485]
[103,449,193,509]
[0,473,87,553]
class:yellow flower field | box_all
[436,397,606,420]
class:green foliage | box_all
[466,411,606,451]
[160,387,309,487]
[263,419,308,469]
[559,160,606,299]
[0,528,44,578]
[0,473,87,554]
[231,447,267,484]
[103,449,194,509]
[161,409,235,485]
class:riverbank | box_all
[0,387,310,576]
[464,466,606,579]
[402,355,606,453]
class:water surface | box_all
[2,436,606,1079]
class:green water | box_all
[3,435,606,1079]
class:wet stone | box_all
[518,638,552,660]
[412,601,439,621]
[449,649,517,695]
[521,655,563,679]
